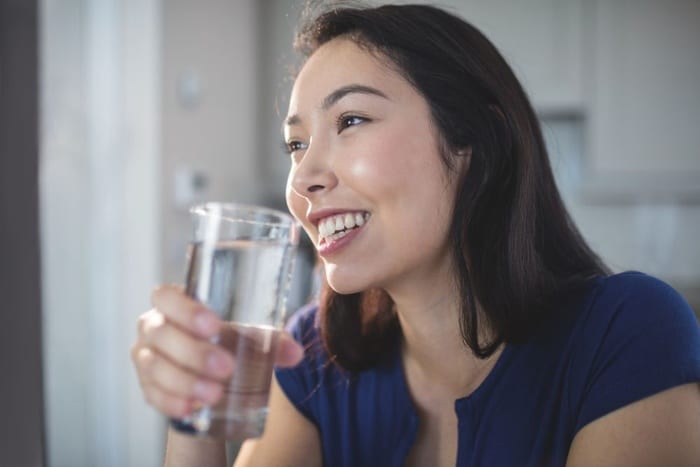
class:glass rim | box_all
[189,202,297,229]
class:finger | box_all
[141,315,234,381]
[138,347,224,405]
[151,284,221,338]
[274,332,304,367]
[142,382,195,419]
[134,345,196,418]
[137,308,165,341]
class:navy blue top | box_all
[275,272,700,466]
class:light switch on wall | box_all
[174,165,210,209]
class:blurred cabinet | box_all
[583,0,700,200]
[447,0,584,113]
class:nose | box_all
[288,143,338,199]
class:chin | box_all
[323,265,370,295]
[325,278,365,296]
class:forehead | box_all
[287,38,408,116]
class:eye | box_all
[336,114,370,133]
[283,139,308,155]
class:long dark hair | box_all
[294,3,609,371]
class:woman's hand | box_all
[130,284,304,419]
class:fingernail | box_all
[206,351,232,376]
[194,381,219,403]
[194,312,218,335]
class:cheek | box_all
[344,152,375,179]
[339,134,412,192]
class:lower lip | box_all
[317,224,365,257]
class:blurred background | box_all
[1,0,699,465]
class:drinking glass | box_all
[170,202,299,440]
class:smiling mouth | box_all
[318,212,370,244]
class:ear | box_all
[456,146,472,158]
[455,146,473,173]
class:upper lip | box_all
[307,207,366,226]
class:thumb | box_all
[275,332,304,367]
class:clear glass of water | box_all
[170,202,299,441]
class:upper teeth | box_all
[318,212,369,242]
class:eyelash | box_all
[283,113,370,155]
[283,139,307,155]
[336,113,369,133]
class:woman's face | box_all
[284,38,462,295]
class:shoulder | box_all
[568,271,700,432]
[594,270,690,309]
[578,270,700,367]
[580,271,697,334]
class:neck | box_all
[387,274,500,399]
[395,290,463,358]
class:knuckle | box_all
[133,347,157,379]
[142,313,168,344]
[137,309,160,336]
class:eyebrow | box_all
[284,84,389,128]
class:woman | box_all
[132,4,700,466]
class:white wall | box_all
[160,0,262,284]
[41,0,163,465]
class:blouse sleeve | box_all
[573,272,700,433]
